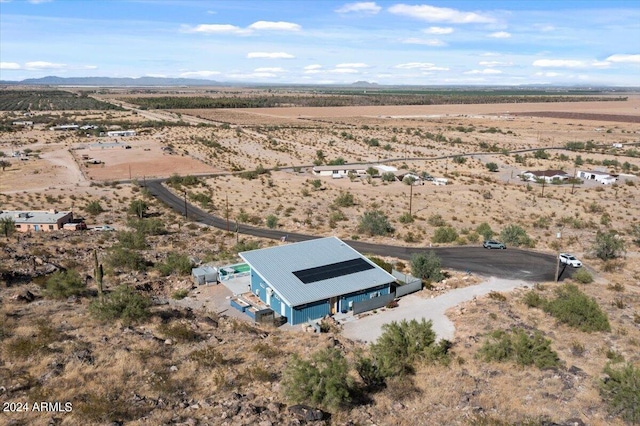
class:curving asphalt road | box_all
[147,179,573,282]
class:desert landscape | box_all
[1,87,639,425]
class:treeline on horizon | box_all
[0,90,124,111]
[126,93,627,109]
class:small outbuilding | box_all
[577,170,617,185]
[240,236,396,325]
[191,266,218,285]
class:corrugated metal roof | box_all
[240,236,396,307]
[0,210,72,224]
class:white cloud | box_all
[402,38,446,46]
[488,31,511,39]
[145,73,168,78]
[591,61,611,69]
[335,2,381,14]
[394,62,448,71]
[189,24,245,34]
[423,26,453,35]
[534,72,562,77]
[336,63,368,68]
[24,61,66,70]
[180,70,221,78]
[534,24,555,32]
[464,69,503,74]
[0,62,21,70]
[533,59,585,68]
[248,21,301,31]
[332,69,360,74]
[254,67,285,72]
[28,0,53,3]
[606,54,640,64]
[247,52,295,59]
[304,64,322,70]
[388,4,495,24]
[479,61,512,67]
[227,72,278,79]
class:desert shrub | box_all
[0,217,16,239]
[600,363,640,424]
[573,269,594,284]
[411,251,444,283]
[128,199,148,219]
[591,230,626,261]
[116,230,147,250]
[522,291,545,308]
[4,320,57,359]
[358,210,394,236]
[189,346,225,368]
[398,212,414,224]
[370,319,450,378]
[233,239,260,253]
[265,214,278,229]
[543,284,610,332]
[157,252,192,276]
[167,174,200,187]
[381,172,396,182]
[253,342,281,358]
[432,226,458,243]
[630,224,640,247]
[428,214,447,227]
[107,247,147,271]
[89,285,151,325]
[127,218,166,236]
[477,328,560,369]
[355,356,386,390]
[282,348,353,410]
[334,191,355,207]
[368,256,393,273]
[158,322,200,342]
[487,291,507,302]
[84,200,104,215]
[44,269,86,299]
[172,289,189,300]
[486,162,499,172]
[500,224,534,247]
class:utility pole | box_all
[555,231,562,282]
[541,178,545,197]
[409,181,413,217]
[571,168,577,195]
[226,194,230,232]
[128,164,131,180]
[183,190,187,218]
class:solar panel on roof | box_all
[292,258,374,284]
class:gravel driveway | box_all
[341,277,530,343]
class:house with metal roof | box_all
[0,210,73,233]
[521,169,570,183]
[239,236,396,325]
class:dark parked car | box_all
[483,240,506,249]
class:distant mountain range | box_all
[0,76,635,91]
[1,76,223,86]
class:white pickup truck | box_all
[92,225,115,232]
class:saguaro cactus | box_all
[93,249,104,302]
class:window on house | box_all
[15,224,21,228]
[49,225,54,230]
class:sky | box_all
[1,0,639,86]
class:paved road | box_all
[147,180,575,282]
[341,277,531,342]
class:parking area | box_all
[341,277,530,344]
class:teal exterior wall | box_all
[249,267,393,325]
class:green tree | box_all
[486,162,499,172]
[543,284,610,332]
[366,166,379,177]
[89,285,151,326]
[128,199,148,219]
[334,192,355,207]
[600,363,640,424]
[282,348,352,410]
[432,226,458,243]
[478,328,560,369]
[106,247,147,271]
[591,230,626,261]
[265,214,278,229]
[0,160,10,171]
[358,210,393,236]
[0,216,16,239]
[44,270,86,299]
[476,222,494,240]
[127,218,166,236]
[84,200,104,216]
[381,172,396,182]
[410,251,444,282]
[370,319,450,378]
[157,252,193,276]
[500,224,534,247]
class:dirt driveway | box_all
[341,277,530,343]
